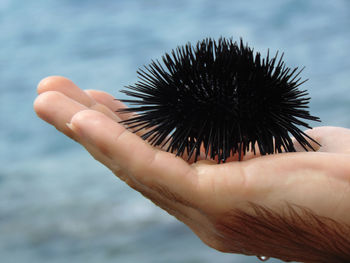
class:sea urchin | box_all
[119,38,321,162]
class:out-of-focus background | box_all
[1,0,349,262]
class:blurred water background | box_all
[1,0,350,262]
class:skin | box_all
[34,76,350,260]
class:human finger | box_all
[84,90,202,162]
[85,89,166,143]
[34,91,88,138]
[37,76,95,107]
[68,109,199,200]
[38,76,123,123]
[84,89,133,121]
[34,90,137,185]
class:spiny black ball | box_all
[119,38,321,162]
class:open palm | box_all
[34,76,350,262]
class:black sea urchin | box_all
[119,38,321,162]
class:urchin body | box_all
[119,38,320,162]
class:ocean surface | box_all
[1,0,350,262]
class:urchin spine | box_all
[119,38,321,162]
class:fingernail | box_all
[65,122,80,142]
[66,122,74,131]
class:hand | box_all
[34,76,350,262]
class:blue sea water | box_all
[0,0,350,262]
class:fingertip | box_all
[69,109,114,138]
[70,109,100,127]
[69,109,128,159]
[33,90,62,120]
[37,76,71,94]
[37,76,95,107]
